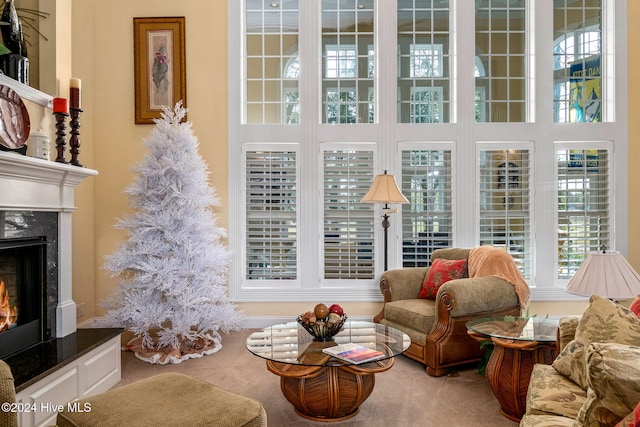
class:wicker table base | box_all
[468,332,557,422]
[266,358,394,422]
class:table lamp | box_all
[565,246,640,301]
[361,170,408,271]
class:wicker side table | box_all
[466,316,559,422]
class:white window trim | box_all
[228,0,629,303]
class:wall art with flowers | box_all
[134,17,186,124]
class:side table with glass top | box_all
[246,320,410,422]
[466,316,560,422]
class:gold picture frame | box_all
[134,17,186,124]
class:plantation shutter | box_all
[478,149,532,279]
[245,149,297,280]
[401,149,453,267]
[323,149,375,279]
[557,148,610,278]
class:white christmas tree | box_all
[100,102,243,364]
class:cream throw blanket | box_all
[468,246,530,312]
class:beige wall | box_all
[70,0,637,324]
[628,2,640,285]
[71,0,231,322]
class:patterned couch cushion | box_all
[519,414,574,427]
[557,317,580,352]
[525,364,587,419]
[575,343,640,427]
[552,295,640,390]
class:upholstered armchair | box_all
[374,247,527,376]
[1,359,17,427]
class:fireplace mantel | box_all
[0,151,97,338]
[0,151,97,211]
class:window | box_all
[322,2,375,124]
[244,147,298,282]
[397,1,451,123]
[557,147,610,278]
[228,0,627,302]
[553,1,602,123]
[323,149,375,280]
[401,147,453,267]
[245,0,299,124]
[475,0,527,122]
[409,87,443,124]
[478,148,532,278]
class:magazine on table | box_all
[322,343,385,364]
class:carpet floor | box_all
[117,330,519,427]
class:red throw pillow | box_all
[418,258,467,300]
[630,295,640,317]
[615,399,640,427]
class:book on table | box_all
[322,343,385,364]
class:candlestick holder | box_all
[69,107,84,167]
[54,112,69,164]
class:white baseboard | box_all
[79,316,374,331]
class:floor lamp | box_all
[565,246,640,301]
[361,170,409,271]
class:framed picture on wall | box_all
[133,17,187,124]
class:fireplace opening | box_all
[0,237,46,359]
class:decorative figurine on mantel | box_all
[0,0,29,84]
[52,97,68,163]
[68,77,83,167]
[0,84,30,154]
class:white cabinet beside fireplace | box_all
[15,334,121,427]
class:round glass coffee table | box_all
[246,320,410,421]
[466,316,560,422]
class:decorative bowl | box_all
[296,313,348,341]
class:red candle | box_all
[52,97,68,114]
[70,77,81,109]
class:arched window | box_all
[553,29,601,123]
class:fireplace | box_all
[0,236,47,358]
[0,210,58,359]
[0,103,122,427]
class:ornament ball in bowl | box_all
[297,303,347,342]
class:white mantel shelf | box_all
[0,151,97,212]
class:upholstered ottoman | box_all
[56,373,267,427]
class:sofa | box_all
[374,247,527,376]
[520,295,640,427]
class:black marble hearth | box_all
[2,327,123,392]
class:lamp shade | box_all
[565,251,640,300]
[361,171,409,204]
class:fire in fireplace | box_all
[0,237,47,359]
[0,279,18,331]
